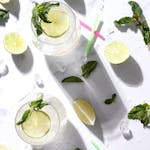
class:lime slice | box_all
[41,8,70,37]
[0,145,10,150]
[104,41,130,64]
[22,111,51,138]
[73,99,96,126]
[4,32,27,55]
[0,0,9,3]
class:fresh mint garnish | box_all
[114,1,150,47]
[16,109,31,125]
[16,94,48,125]
[128,103,150,126]
[32,2,60,36]
[62,60,98,83]
[104,93,117,104]
[0,8,9,20]
[62,76,83,83]
[81,61,97,78]
[74,148,82,150]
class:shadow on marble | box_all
[45,35,127,139]
[2,0,20,19]
[12,47,34,74]
[115,24,138,33]
[32,121,87,150]
[0,18,9,26]
[111,56,143,87]
[64,0,86,15]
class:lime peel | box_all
[73,98,96,126]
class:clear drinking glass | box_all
[32,1,80,56]
[15,93,66,146]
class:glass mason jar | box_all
[31,1,80,56]
[15,93,67,146]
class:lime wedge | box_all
[73,99,96,126]
[22,111,51,138]
[4,32,27,55]
[0,145,9,150]
[104,41,130,64]
[41,8,70,37]
[0,0,9,3]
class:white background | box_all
[0,0,150,150]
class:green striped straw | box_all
[85,14,101,56]
[91,139,102,150]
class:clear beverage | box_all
[15,93,66,146]
[32,1,80,56]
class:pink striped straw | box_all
[79,20,105,41]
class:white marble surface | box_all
[0,0,150,150]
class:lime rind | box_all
[73,99,96,126]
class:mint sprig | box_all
[128,103,150,126]
[104,93,117,104]
[32,2,60,36]
[16,94,48,125]
[0,8,9,20]
[62,76,83,83]
[114,1,150,47]
[16,109,31,125]
[81,61,97,78]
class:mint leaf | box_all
[114,1,150,46]
[30,94,48,110]
[128,103,150,126]
[37,2,59,23]
[17,94,48,125]
[30,94,43,108]
[114,17,136,26]
[81,61,97,78]
[104,93,117,104]
[16,109,31,125]
[0,8,9,19]
[62,76,83,83]
[75,148,82,150]
[32,2,59,36]
[129,1,143,19]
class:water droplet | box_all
[34,74,44,88]
[55,61,67,72]
[120,120,133,140]
[81,55,87,63]
[0,60,8,77]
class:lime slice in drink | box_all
[0,0,9,3]
[22,111,51,138]
[0,145,10,150]
[41,8,70,37]
[104,41,130,64]
[73,99,96,126]
[4,32,27,55]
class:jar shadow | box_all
[45,35,127,141]
[12,47,34,74]
[64,0,86,15]
[2,0,20,19]
[32,121,87,150]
